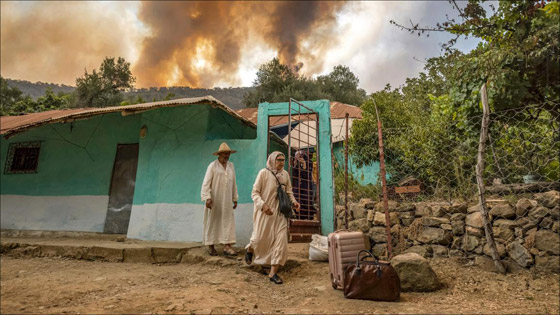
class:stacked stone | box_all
[340,190,559,273]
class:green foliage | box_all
[75,57,135,107]
[351,0,560,200]
[333,162,380,204]
[243,58,366,107]
[1,77,72,116]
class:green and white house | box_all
[0,97,335,245]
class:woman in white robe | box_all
[245,151,300,284]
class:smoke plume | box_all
[134,1,345,87]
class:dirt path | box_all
[1,244,558,314]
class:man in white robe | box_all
[200,142,239,256]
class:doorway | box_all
[103,143,139,234]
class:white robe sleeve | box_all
[232,163,239,202]
[201,162,214,202]
[251,170,266,211]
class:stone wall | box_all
[337,190,559,273]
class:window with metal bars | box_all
[4,142,41,174]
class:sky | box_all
[0,1,482,94]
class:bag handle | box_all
[356,250,378,268]
[267,168,284,188]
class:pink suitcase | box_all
[328,230,368,290]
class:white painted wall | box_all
[0,195,109,232]
[127,203,254,246]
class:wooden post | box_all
[374,104,393,259]
[477,83,506,274]
[344,113,349,229]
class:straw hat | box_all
[213,142,237,155]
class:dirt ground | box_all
[1,244,559,314]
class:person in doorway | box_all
[245,151,300,284]
[201,142,239,257]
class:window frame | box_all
[4,141,42,174]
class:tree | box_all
[75,57,135,107]
[243,58,367,107]
[391,0,559,118]
[317,65,367,106]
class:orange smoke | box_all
[134,1,345,87]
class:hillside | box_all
[4,78,252,110]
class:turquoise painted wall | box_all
[256,100,335,234]
[132,105,265,205]
[0,113,141,196]
[333,142,381,186]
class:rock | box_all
[515,198,537,217]
[401,218,415,226]
[529,247,541,256]
[535,230,560,255]
[416,203,432,217]
[494,226,515,243]
[350,203,367,220]
[467,205,481,214]
[534,190,560,209]
[489,203,515,219]
[348,218,370,233]
[466,226,485,237]
[451,220,465,236]
[474,245,485,255]
[466,212,484,229]
[396,203,415,212]
[441,224,452,231]
[502,257,526,273]
[534,255,560,273]
[421,217,450,227]
[430,245,448,257]
[516,217,537,231]
[399,211,416,219]
[359,198,375,209]
[553,221,559,233]
[448,203,468,214]
[462,235,482,252]
[451,237,462,250]
[371,243,387,258]
[374,201,398,212]
[506,241,533,267]
[336,205,345,216]
[450,213,466,222]
[449,249,465,257]
[366,210,375,222]
[373,212,399,226]
[539,216,554,229]
[368,227,389,243]
[483,243,506,258]
[493,219,518,229]
[528,206,549,224]
[390,253,440,292]
[474,256,497,272]
[404,245,430,258]
[431,205,450,217]
[549,206,560,220]
[514,227,525,239]
[416,228,453,245]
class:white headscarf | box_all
[266,151,285,174]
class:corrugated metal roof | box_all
[1,96,253,137]
[236,101,362,126]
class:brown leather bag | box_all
[343,250,401,301]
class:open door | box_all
[103,144,139,234]
[268,99,321,242]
